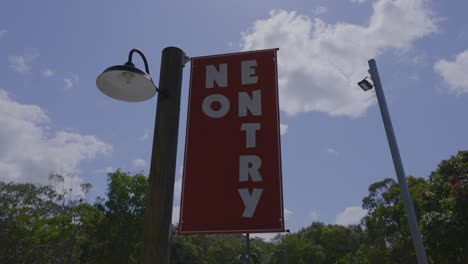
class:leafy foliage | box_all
[361,176,427,263]
[1,151,468,263]
[420,151,468,263]
[93,170,148,263]
[0,177,102,263]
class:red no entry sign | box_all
[179,49,284,234]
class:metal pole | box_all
[143,47,185,264]
[245,233,250,264]
[284,245,287,264]
[368,59,428,264]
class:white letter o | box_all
[202,94,230,118]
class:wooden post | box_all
[143,47,185,264]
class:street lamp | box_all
[96,49,158,102]
[357,77,373,92]
[358,59,428,264]
[96,47,187,264]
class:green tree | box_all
[93,170,148,264]
[0,182,59,263]
[361,176,428,264]
[282,232,326,264]
[265,223,365,264]
[170,233,255,264]
[171,233,208,264]
[0,176,99,264]
[420,150,468,263]
[301,222,364,263]
[3,151,468,263]
[205,235,243,263]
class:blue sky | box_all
[1,0,468,238]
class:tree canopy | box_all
[1,151,468,263]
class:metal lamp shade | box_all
[96,65,157,102]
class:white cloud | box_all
[95,166,114,175]
[42,68,54,78]
[309,211,319,221]
[284,208,293,221]
[177,165,184,177]
[241,0,437,117]
[350,0,367,4]
[132,159,146,167]
[0,90,112,190]
[326,147,339,155]
[138,129,151,141]
[64,79,73,89]
[9,56,29,73]
[251,208,292,241]
[172,206,180,224]
[312,6,327,16]
[173,167,184,202]
[434,49,468,94]
[336,206,367,226]
[280,123,288,135]
[0,29,7,39]
[251,232,281,241]
[64,74,79,91]
[9,50,39,74]
[174,177,182,201]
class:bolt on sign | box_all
[179,49,285,234]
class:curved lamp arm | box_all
[127,48,151,75]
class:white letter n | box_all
[206,64,227,88]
